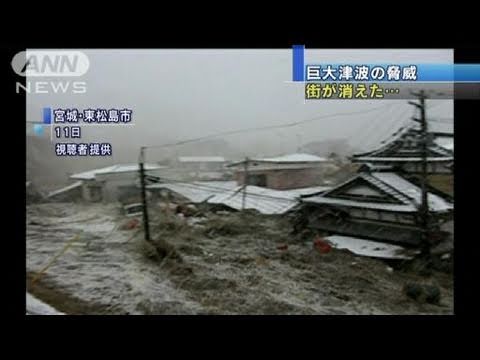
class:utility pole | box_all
[242,157,249,210]
[409,91,429,255]
[139,146,151,242]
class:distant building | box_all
[69,163,166,202]
[177,156,226,171]
[227,153,334,190]
[175,156,229,181]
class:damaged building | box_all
[145,152,334,215]
[147,180,330,215]
[47,163,166,203]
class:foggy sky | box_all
[27,49,453,162]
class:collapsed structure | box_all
[47,163,166,203]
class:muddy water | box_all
[26,203,453,315]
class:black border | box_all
[452,47,479,318]
[2,45,26,319]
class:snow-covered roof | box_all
[147,181,237,203]
[257,153,328,163]
[353,125,453,163]
[282,186,332,197]
[46,181,83,198]
[148,180,330,215]
[208,185,298,214]
[354,156,454,162]
[208,185,331,214]
[70,163,166,180]
[325,235,420,260]
[178,156,226,163]
[228,153,328,167]
[435,137,454,151]
[358,164,395,172]
[303,172,453,213]
[371,172,452,211]
[305,196,417,212]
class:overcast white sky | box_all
[27,49,453,160]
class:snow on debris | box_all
[208,185,298,214]
[149,181,332,215]
[148,181,237,203]
[46,181,83,198]
[326,235,420,260]
[26,293,64,315]
[207,185,329,215]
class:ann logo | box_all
[11,51,89,77]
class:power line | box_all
[348,112,384,147]
[350,104,410,150]
[427,118,453,123]
[137,102,399,230]
[143,103,396,151]
[427,101,451,111]
[359,105,396,147]
[368,107,413,148]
